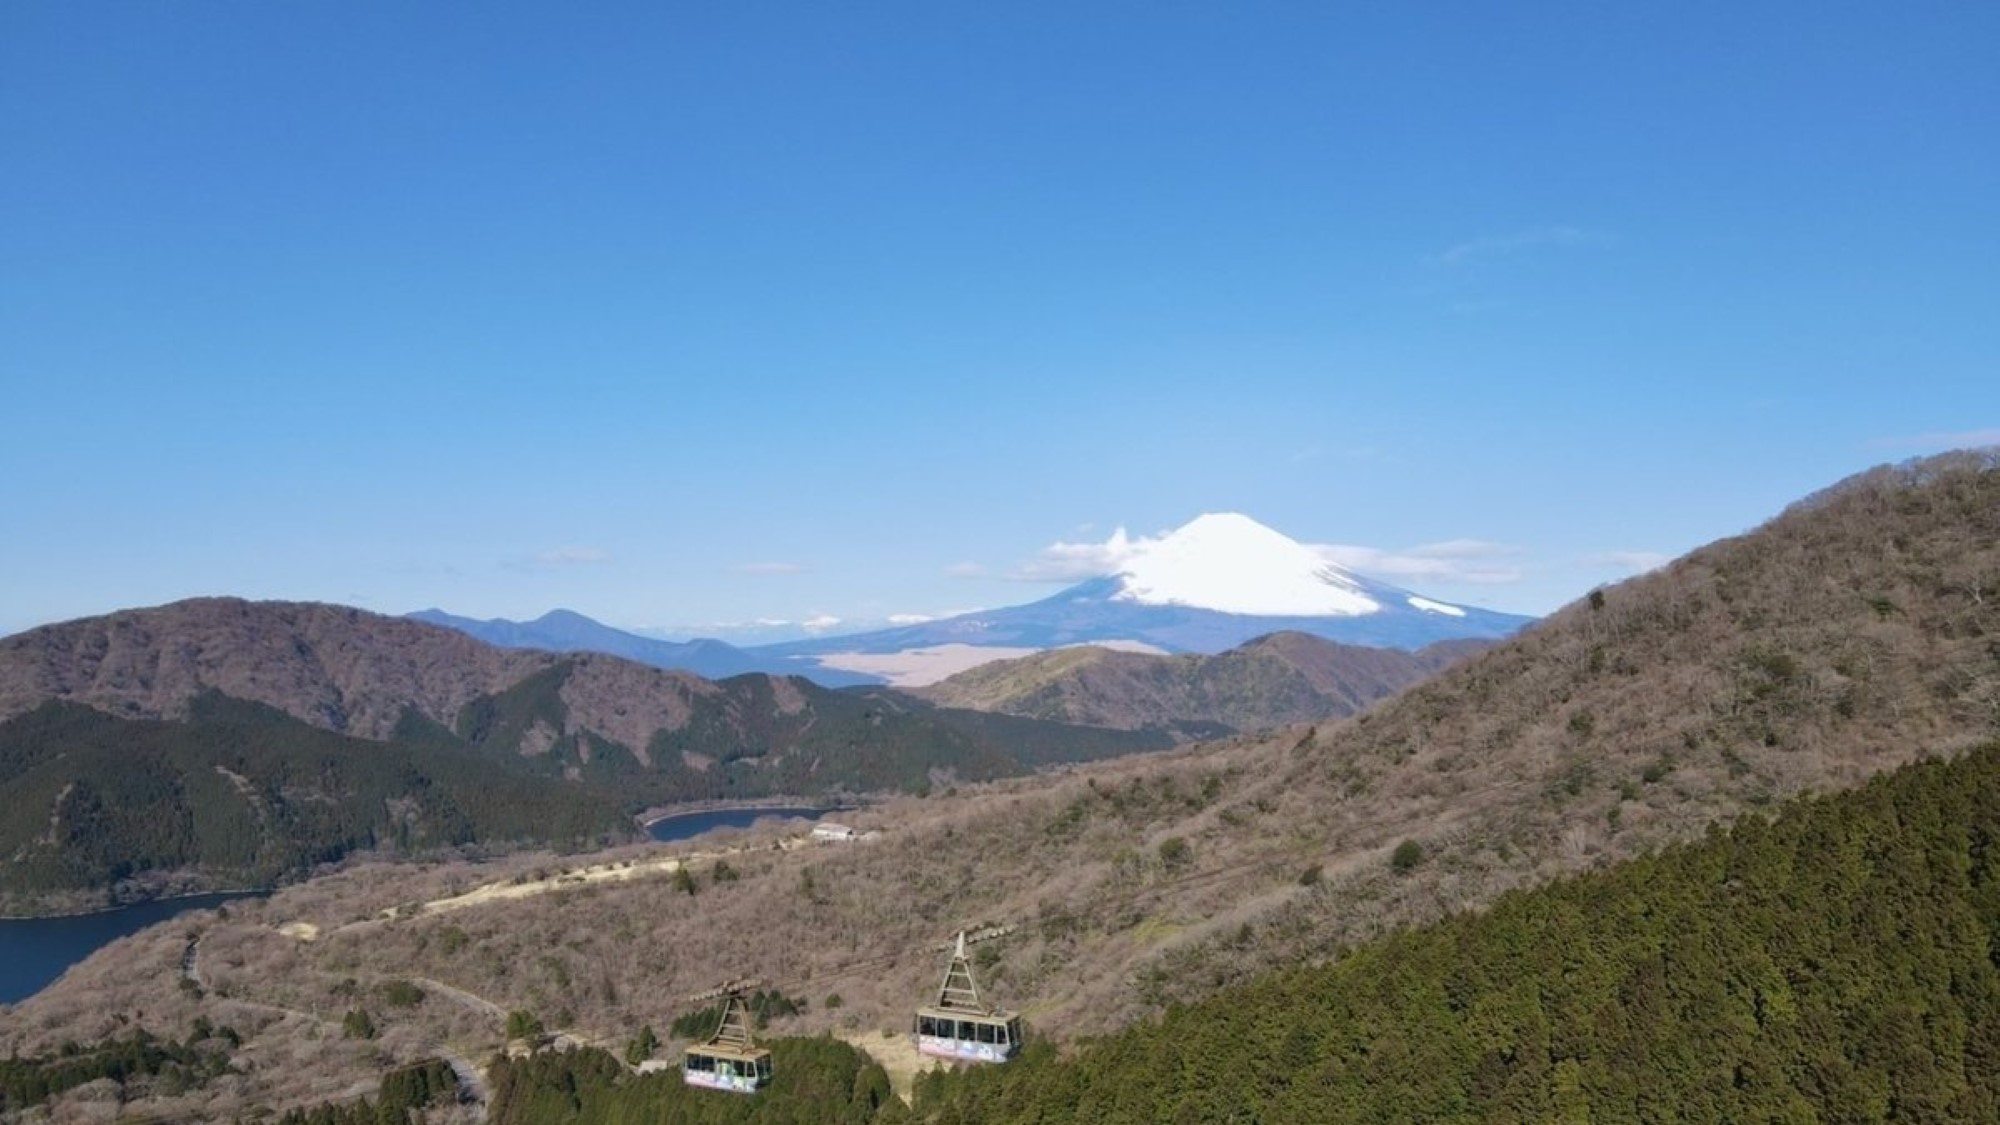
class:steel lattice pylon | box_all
[934,932,988,1011]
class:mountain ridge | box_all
[0,597,552,740]
[406,607,885,687]
[915,630,1491,736]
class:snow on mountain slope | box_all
[1406,595,1467,617]
[1112,513,1381,616]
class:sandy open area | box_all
[810,644,1041,686]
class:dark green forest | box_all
[906,740,2000,1123]
[0,1025,236,1112]
[0,693,631,902]
[671,989,809,1040]
[451,662,1171,805]
[486,1037,895,1125]
[0,669,1165,906]
[265,1059,460,1125]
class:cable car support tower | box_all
[913,925,1023,1063]
[681,978,773,1094]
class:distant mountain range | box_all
[405,607,880,687]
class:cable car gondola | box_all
[913,928,1022,1063]
[681,979,773,1094]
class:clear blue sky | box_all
[4,3,1995,641]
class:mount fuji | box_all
[754,513,1535,683]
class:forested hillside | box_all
[0,598,548,739]
[0,603,1171,909]
[0,693,631,912]
[453,663,1170,805]
[911,739,2000,1122]
[486,1038,895,1125]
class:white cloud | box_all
[732,561,807,575]
[887,613,936,625]
[1873,427,2000,453]
[944,561,987,579]
[1435,225,1605,267]
[1585,550,1670,575]
[1011,527,1145,581]
[801,614,843,633]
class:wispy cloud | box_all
[731,561,807,575]
[1871,427,2000,453]
[677,617,802,631]
[507,546,610,571]
[1317,540,1527,585]
[944,561,987,579]
[887,613,936,625]
[1434,225,1605,267]
[1015,527,1529,585]
[1585,550,1670,575]
[802,614,843,633]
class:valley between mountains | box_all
[2,452,1997,1123]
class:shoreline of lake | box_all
[643,803,851,841]
[636,798,858,828]
[0,890,273,1006]
[1,885,273,923]
[3,804,862,1004]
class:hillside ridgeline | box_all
[916,630,1488,736]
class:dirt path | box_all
[838,1029,937,1105]
[403,976,500,1115]
[357,835,813,927]
[404,854,690,916]
[410,974,507,1021]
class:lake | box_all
[646,805,840,842]
[0,891,268,1006]
[0,808,840,1006]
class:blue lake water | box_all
[0,891,268,1005]
[646,805,840,842]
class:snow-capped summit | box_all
[1112,512,1380,617]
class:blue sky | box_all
[3,3,1995,641]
